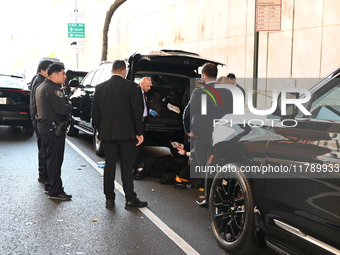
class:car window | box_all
[0,75,25,90]
[310,78,340,121]
[66,71,88,84]
[81,70,96,86]
[91,69,103,86]
[96,68,111,85]
[104,70,112,81]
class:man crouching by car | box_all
[35,63,72,201]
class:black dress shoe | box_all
[106,199,115,208]
[195,199,208,208]
[48,193,72,201]
[44,184,50,194]
[125,198,148,209]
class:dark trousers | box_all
[103,139,139,202]
[32,119,47,179]
[133,118,147,169]
[193,136,213,202]
[37,122,66,196]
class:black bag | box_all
[159,172,177,184]
[147,155,187,184]
[147,155,174,177]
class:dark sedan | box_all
[208,68,340,254]
[0,74,33,135]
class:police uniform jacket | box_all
[35,79,72,126]
[92,75,143,141]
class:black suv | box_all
[67,50,223,155]
[208,68,340,254]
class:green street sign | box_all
[68,23,85,38]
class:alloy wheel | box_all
[212,177,246,242]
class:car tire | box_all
[93,128,104,156]
[23,125,34,136]
[67,119,79,136]
[209,163,259,255]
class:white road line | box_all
[66,138,200,255]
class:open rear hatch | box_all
[127,49,224,78]
[128,50,224,131]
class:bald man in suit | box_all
[133,77,152,178]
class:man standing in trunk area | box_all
[30,60,53,183]
[92,60,148,209]
[183,63,234,207]
[133,76,152,179]
[35,63,72,200]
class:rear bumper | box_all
[0,110,32,126]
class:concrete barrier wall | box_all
[108,0,340,107]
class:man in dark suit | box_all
[133,77,152,179]
[92,60,148,209]
[183,63,233,207]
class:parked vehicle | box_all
[0,74,33,135]
[208,68,340,254]
[64,69,88,98]
[67,50,223,156]
[65,69,88,85]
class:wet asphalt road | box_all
[0,126,275,255]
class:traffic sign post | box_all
[68,23,85,38]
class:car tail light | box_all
[18,90,31,96]
[0,89,30,96]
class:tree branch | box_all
[101,0,127,62]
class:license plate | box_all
[0,97,7,104]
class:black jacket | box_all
[92,75,143,141]
[183,82,233,142]
[29,74,46,119]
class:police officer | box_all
[35,63,72,200]
[29,60,53,183]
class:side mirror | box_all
[69,79,80,88]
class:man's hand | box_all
[177,148,187,156]
[136,135,144,146]
[171,141,184,149]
